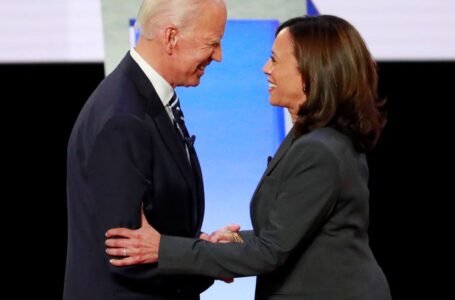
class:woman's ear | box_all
[302,76,309,94]
[164,25,178,55]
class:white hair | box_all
[136,0,225,39]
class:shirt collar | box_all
[129,48,174,106]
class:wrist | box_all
[230,231,244,243]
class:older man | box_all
[64,0,227,299]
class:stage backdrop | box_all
[119,1,307,298]
[130,18,283,299]
[176,20,283,300]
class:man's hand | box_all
[199,232,211,241]
[105,210,160,266]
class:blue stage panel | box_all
[176,20,282,300]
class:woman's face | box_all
[263,28,306,120]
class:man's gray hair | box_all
[137,0,224,39]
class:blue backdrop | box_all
[176,20,283,299]
[131,18,283,299]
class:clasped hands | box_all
[105,210,241,283]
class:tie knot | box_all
[169,92,178,107]
[169,93,184,123]
[169,96,195,147]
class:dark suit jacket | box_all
[64,53,212,300]
[159,127,392,300]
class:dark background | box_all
[3,61,452,299]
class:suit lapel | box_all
[153,107,203,233]
[119,53,198,207]
[153,111,197,189]
[250,128,295,203]
[264,128,295,176]
[188,146,205,231]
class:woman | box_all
[106,15,391,299]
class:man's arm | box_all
[88,114,157,279]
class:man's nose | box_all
[212,46,222,62]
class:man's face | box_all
[173,3,227,87]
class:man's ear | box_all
[164,25,178,55]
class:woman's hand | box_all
[207,224,242,243]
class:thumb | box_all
[141,208,149,228]
[227,223,241,232]
[199,233,210,241]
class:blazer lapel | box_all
[250,128,295,203]
[153,106,202,234]
[188,145,205,232]
[119,53,198,202]
[264,128,295,176]
[153,110,197,189]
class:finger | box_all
[105,238,130,248]
[209,232,227,242]
[208,233,221,243]
[209,232,231,243]
[106,247,134,257]
[140,209,148,227]
[226,224,241,232]
[199,233,210,241]
[105,227,134,238]
[109,256,141,267]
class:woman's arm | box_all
[106,139,340,278]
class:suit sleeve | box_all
[86,114,156,279]
[158,139,340,277]
[239,230,255,243]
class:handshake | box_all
[105,211,244,284]
[199,223,244,284]
[199,224,244,244]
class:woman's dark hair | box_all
[277,15,386,152]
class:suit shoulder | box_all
[287,128,360,173]
[297,127,356,156]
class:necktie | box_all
[169,93,201,231]
[169,93,195,147]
